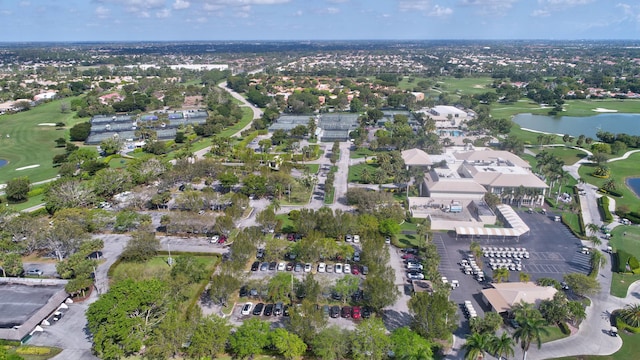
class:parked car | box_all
[294,263,303,272]
[345,234,353,242]
[264,303,274,316]
[318,262,326,273]
[353,252,361,262]
[274,302,283,316]
[343,264,351,274]
[268,261,277,271]
[330,305,340,318]
[26,269,44,276]
[326,264,334,273]
[406,262,423,270]
[352,306,361,319]
[362,265,369,275]
[239,286,248,297]
[407,272,425,280]
[241,302,253,315]
[253,303,265,316]
[260,262,269,271]
[283,305,290,317]
[351,265,360,275]
[277,262,286,271]
[353,235,360,243]
[362,306,372,319]
[256,248,265,259]
[385,236,391,245]
[286,262,294,271]
[341,306,352,318]
[335,263,343,273]
[304,263,312,272]
[250,261,260,271]
[322,305,330,317]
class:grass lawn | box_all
[109,157,130,169]
[281,181,313,205]
[528,146,589,167]
[350,147,379,159]
[397,76,494,96]
[578,152,640,211]
[324,186,335,204]
[492,98,640,120]
[276,213,295,233]
[609,225,640,297]
[611,272,640,298]
[7,193,45,212]
[0,97,85,184]
[218,107,254,138]
[3,345,62,360]
[551,331,640,360]
[347,163,380,182]
[303,163,319,174]
[540,324,570,343]
[111,254,219,284]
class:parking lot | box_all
[430,209,591,328]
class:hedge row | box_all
[598,196,614,222]
[616,316,640,334]
[616,250,632,273]
[598,188,623,197]
[558,322,570,335]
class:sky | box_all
[1,0,640,42]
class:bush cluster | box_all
[598,196,613,222]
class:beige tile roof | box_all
[481,282,557,313]
[401,148,433,166]
[454,149,531,169]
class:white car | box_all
[407,272,424,280]
[345,234,353,242]
[241,302,253,315]
[406,262,423,270]
[277,262,286,271]
[318,262,326,273]
[335,263,343,273]
[353,235,360,243]
[343,264,351,274]
[304,263,312,272]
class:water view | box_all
[512,113,640,138]
[627,178,640,198]
[0,159,7,168]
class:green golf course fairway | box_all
[0,97,84,184]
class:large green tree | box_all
[409,290,458,340]
[513,312,549,360]
[311,326,351,360]
[390,327,433,360]
[350,317,391,360]
[229,318,271,359]
[5,177,30,202]
[186,315,232,359]
[87,279,169,360]
[270,328,307,360]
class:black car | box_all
[362,306,372,319]
[341,306,352,318]
[274,302,283,316]
[330,305,340,318]
[264,303,274,316]
[253,303,265,316]
[239,286,248,297]
[260,262,269,271]
[286,262,294,271]
[268,261,277,271]
[283,305,290,317]
[251,261,260,271]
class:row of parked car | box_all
[401,248,425,281]
[240,301,372,320]
[250,260,369,275]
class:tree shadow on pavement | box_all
[382,309,413,331]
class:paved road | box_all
[382,245,413,331]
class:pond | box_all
[512,113,640,138]
[626,178,640,198]
[0,159,7,168]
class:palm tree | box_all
[513,315,549,360]
[567,301,586,326]
[463,332,493,360]
[491,332,515,360]
[618,303,640,328]
[511,301,538,320]
[493,268,510,283]
[588,235,602,249]
[603,178,617,192]
[399,348,433,360]
[519,272,531,283]
[586,223,600,237]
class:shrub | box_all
[558,322,570,335]
[16,346,51,355]
[616,315,640,334]
[616,250,632,273]
[598,196,613,222]
[26,187,44,197]
[629,256,640,271]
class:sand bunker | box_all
[16,164,40,171]
[592,108,618,113]
[37,123,57,126]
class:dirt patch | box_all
[183,96,203,109]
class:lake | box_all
[0,159,7,168]
[512,113,640,138]
[627,178,640,198]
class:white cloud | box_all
[328,0,348,3]
[399,0,432,12]
[173,0,190,10]
[616,3,640,23]
[429,4,452,17]
[156,8,171,17]
[531,9,550,17]
[542,0,594,5]
[140,11,151,17]
[458,0,517,16]
[96,0,165,14]
[293,9,302,16]
[19,1,31,7]
[95,5,111,19]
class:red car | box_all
[402,253,419,260]
[352,306,361,319]
[218,235,227,244]
[351,265,360,275]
